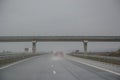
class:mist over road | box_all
[0,54,120,80]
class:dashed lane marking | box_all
[53,70,56,74]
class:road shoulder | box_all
[65,55,120,76]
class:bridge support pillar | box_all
[32,41,37,53]
[83,40,88,55]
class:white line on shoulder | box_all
[68,58,120,76]
[0,57,35,69]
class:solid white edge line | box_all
[67,57,120,76]
[0,56,36,69]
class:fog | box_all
[0,0,120,52]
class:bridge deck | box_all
[0,36,120,42]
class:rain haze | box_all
[0,0,120,52]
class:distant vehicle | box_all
[54,51,64,57]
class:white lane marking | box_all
[53,70,56,74]
[67,58,120,76]
[51,65,54,67]
[0,57,36,69]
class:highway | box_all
[0,54,120,80]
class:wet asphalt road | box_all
[0,54,120,80]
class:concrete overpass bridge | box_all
[0,36,120,54]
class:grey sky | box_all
[0,0,120,52]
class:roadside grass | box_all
[68,54,120,65]
[0,53,43,67]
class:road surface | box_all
[0,54,120,80]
